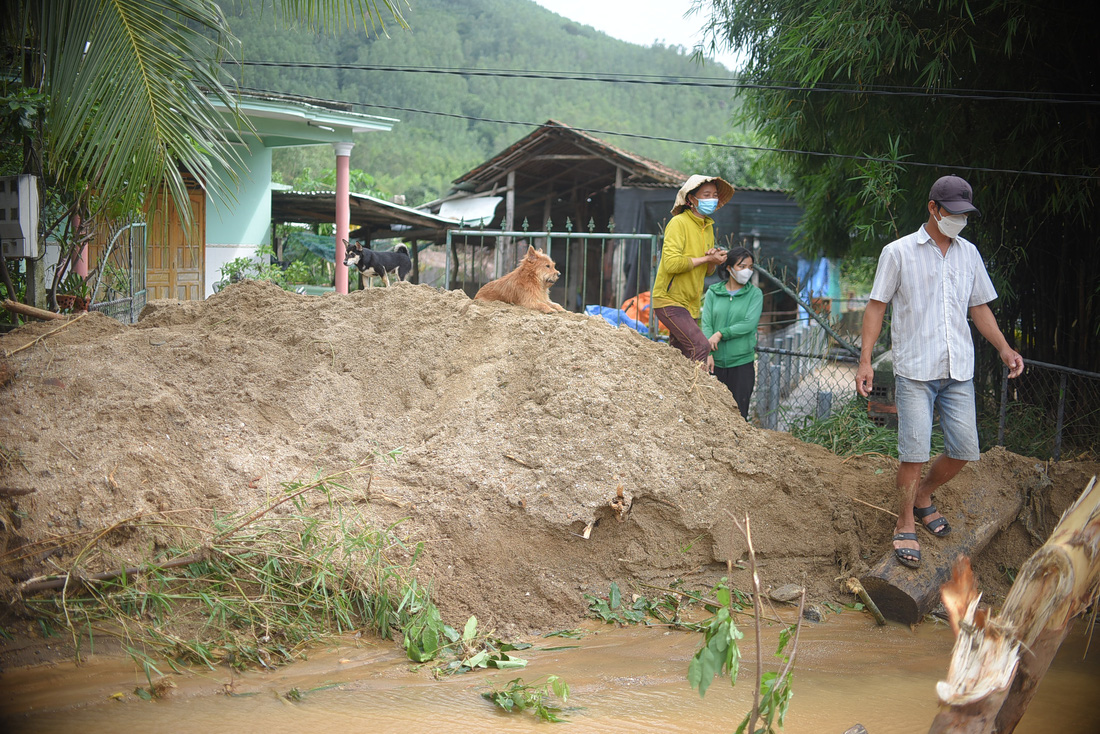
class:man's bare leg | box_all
[914,454,967,531]
[894,462,925,561]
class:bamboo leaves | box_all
[439,615,531,674]
[791,395,946,458]
[18,462,450,671]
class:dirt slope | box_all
[0,281,1094,642]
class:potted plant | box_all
[56,270,91,312]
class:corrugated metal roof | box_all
[453,119,686,190]
[207,90,396,148]
[271,190,461,242]
[624,181,792,195]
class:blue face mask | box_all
[696,198,718,216]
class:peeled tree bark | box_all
[930,476,1100,734]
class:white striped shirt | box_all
[869,225,997,381]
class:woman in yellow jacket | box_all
[652,175,734,362]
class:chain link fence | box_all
[741,303,1099,462]
[88,222,147,324]
[976,349,1100,462]
[752,325,860,432]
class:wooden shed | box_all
[423,119,685,233]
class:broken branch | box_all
[3,311,88,357]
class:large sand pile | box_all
[0,281,1094,645]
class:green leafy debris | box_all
[482,676,571,723]
[688,607,744,698]
[20,459,467,671]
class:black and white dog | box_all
[342,240,412,287]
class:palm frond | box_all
[271,0,410,35]
[12,0,409,229]
[37,0,246,226]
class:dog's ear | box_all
[526,245,537,257]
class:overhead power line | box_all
[236,85,1100,181]
[230,60,1100,106]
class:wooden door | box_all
[146,187,205,301]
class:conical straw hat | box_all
[672,175,735,215]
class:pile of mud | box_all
[0,280,1095,641]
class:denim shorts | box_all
[894,375,981,463]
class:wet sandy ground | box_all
[1,613,1097,734]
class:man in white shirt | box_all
[856,175,1024,569]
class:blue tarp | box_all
[284,231,337,262]
[584,305,649,336]
[796,257,841,318]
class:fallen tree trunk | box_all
[2,299,64,321]
[992,473,1100,733]
[860,484,1025,624]
[992,625,1072,733]
[929,475,1100,734]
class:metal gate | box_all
[441,220,661,332]
[89,222,147,324]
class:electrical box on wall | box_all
[0,174,40,259]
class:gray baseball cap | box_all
[929,175,980,216]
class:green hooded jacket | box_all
[701,280,763,368]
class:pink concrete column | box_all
[333,141,354,294]
[72,211,88,278]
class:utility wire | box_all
[230,60,1100,106]
[235,85,1100,181]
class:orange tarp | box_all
[621,292,668,335]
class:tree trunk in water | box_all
[929,476,1100,734]
[993,625,1072,733]
[860,484,1025,624]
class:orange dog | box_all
[474,245,565,314]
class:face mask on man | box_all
[934,209,968,239]
[731,268,753,285]
[696,198,718,216]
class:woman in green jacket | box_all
[702,246,763,420]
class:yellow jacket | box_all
[652,210,715,318]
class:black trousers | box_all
[714,362,755,420]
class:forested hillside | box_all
[224,0,738,204]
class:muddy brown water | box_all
[1,614,1097,734]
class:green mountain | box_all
[224,0,738,204]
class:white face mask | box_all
[732,268,753,285]
[934,210,968,239]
